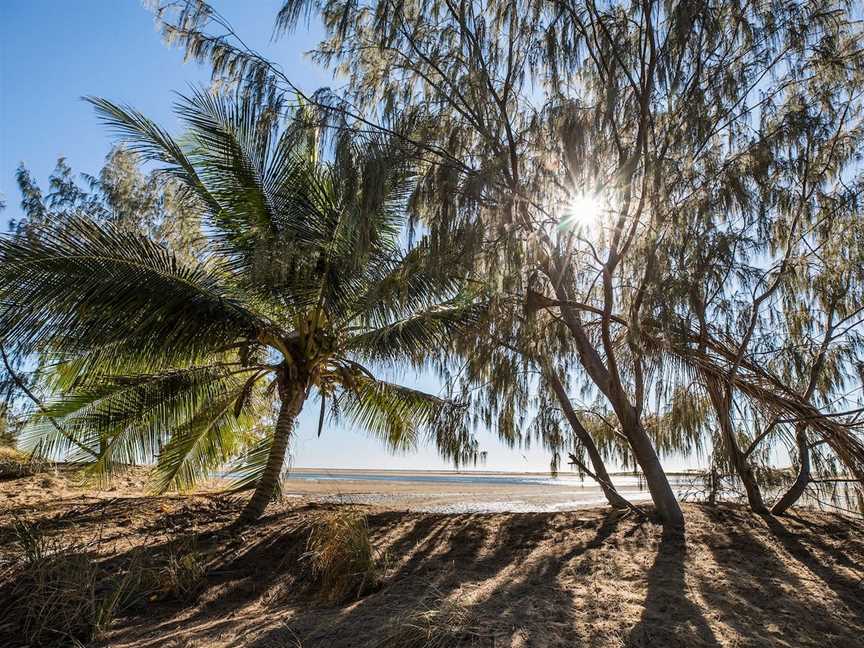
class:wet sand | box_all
[280,468,700,513]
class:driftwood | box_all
[567,452,647,519]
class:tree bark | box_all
[770,307,833,514]
[544,365,630,510]
[239,381,306,524]
[772,423,810,515]
[705,378,768,513]
[550,283,684,529]
[617,403,685,528]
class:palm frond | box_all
[0,217,268,366]
[24,365,261,481]
[86,96,224,215]
[150,378,264,492]
[223,430,284,496]
[334,375,479,466]
[345,231,470,329]
[346,297,486,366]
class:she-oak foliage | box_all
[0,92,484,522]
[148,0,864,527]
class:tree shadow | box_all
[625,527,722,648]
[694,504,864,647]
[759,512,864,616]
[243,510,634,648]
[8,496,864,648]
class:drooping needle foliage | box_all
[146,0,864,527]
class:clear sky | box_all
[0,1,700,473]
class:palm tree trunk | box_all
[239,383,306,524]
[705,378,768,513]
[544,365,629,510]
[772,423,810,515]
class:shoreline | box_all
[286,466,705,477]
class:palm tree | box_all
[0,91,483,523]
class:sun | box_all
[543,191,607,243]
[563,192,603,229]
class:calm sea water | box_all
[282,470,692,489]
[276,469,708,513]
[276,469,857,514]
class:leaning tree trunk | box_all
[705,378,768,513]
[239,382,306,524]
[772,423,810,515]
[551,288,684,529]
[544,365,630,510]
[772,314,832,515]
[618,403,685,527]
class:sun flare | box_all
[564,192,603,229]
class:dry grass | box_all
[3,479,864,648]
[372,588,482,648]
[0,447,50,480]
[301,508,383,603]
[154,538,208,600]
[0,519,209,646]
[0,519,132,646]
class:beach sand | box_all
[278,467,671,513]
[2,465,863,647]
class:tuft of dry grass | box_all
[0,519,132,646]
[0,447,50,480]
[372,588,482,648]
[154,539,208,600]
[301,507,383,604]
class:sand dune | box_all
[2,467,863,647]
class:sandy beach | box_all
[2,465,864,647]
[279,468,694,513]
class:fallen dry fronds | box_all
[372,587,483,648]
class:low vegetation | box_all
[302,508,383,604]
[1,520,127,646]
[0,447,49,481]
[2,483,862,647]
[373,588,481,648]
[150,537,208,601]
[0,517,209,647]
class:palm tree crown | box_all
[0,91,483,522]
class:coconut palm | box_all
[0,91,483,523]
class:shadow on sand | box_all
[3,497,863,648]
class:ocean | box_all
[278,469,705,513]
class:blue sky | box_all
[0,1,700,473]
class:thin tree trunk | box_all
[770,307,833,514]
[705,378,768,513]
[239,383,305,524]
[544,365,629,510]
[551,286,684,529]
[707,466,719,506]
[772,423,810,515]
